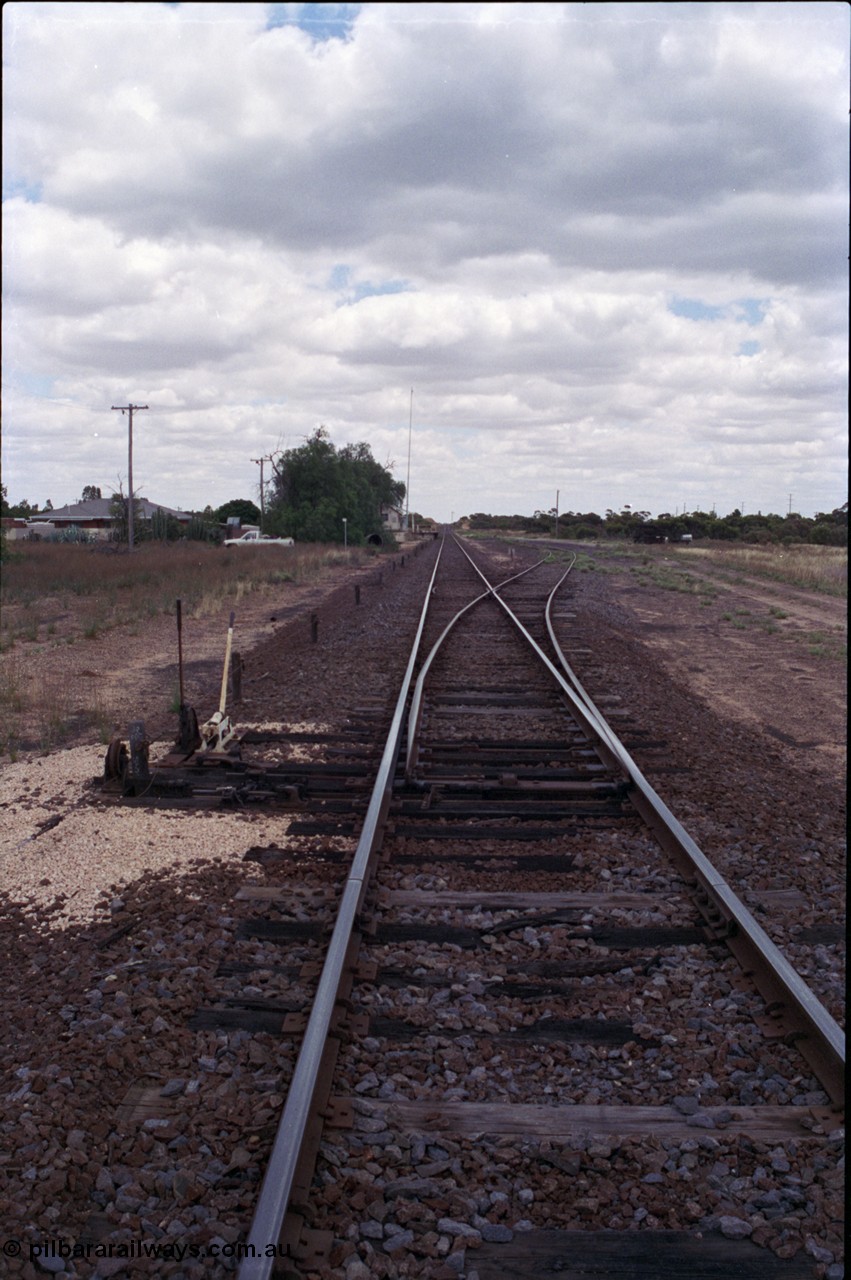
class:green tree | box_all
[215,498,261,526]
[81,485,102,502]
[266,428,405,544]
[810,505,848,546]
[109,491,142,544]
[5,498,36,518]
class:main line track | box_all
[226,534,844,1279]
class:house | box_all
[1,517,30,541]
[380,505,404,533]
[26,498,194,540]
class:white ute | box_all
[224,530,294,547]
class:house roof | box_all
[29,498,193,522]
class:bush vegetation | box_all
[466,503,847,547]
[265,428,404,544]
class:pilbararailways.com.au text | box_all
[3,1238,287,1264]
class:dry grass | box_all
[0,540,372,646]
[0,540,375,754]
[672,543,847,597]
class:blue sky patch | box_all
[4,177,43,203]
[329,265,409,305]
[670,296,768,325]
[328,263,351,290]
[350,280,408,304]
[14,371,56,397]
[670,297,724,322]
[266,4,360,41]
[733,297,767,326]
[738,340,760,357]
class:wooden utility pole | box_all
[111,403,148,550]
[405,389,413,531]
[252,455,273,530]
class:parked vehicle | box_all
[224,530,294,547]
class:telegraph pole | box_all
[111,403,148,550]
[405,389,413,532]
[252,456,273,530]
[555,489,559,540]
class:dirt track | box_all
[586,549,846,785]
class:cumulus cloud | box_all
[2,0,847,518]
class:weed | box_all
[85,693,116,744]
[0,657,24,713]
[802,630,844,659]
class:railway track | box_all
[196,534,844,1280]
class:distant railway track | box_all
[186,533,843,1280]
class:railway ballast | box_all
[0,533,844,1280]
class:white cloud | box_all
[2,1,847,520]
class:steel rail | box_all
[457,537,845,1105]
[404,555,549,780]
[237,538,445,1280]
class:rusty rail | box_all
[237,539,444,1280]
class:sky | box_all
[2,1,848,523]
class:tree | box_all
[109,490,142,544]
[81,485,102,502]
[4,497,36,518]
[266,428,405,544]
[215,498,261,526]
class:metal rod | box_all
[176,599,185,707]
[219,612,235,715]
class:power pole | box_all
[405,389,413,532]
[252,456,273,530]
[555,489,559,540]
[111,403,148,550]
